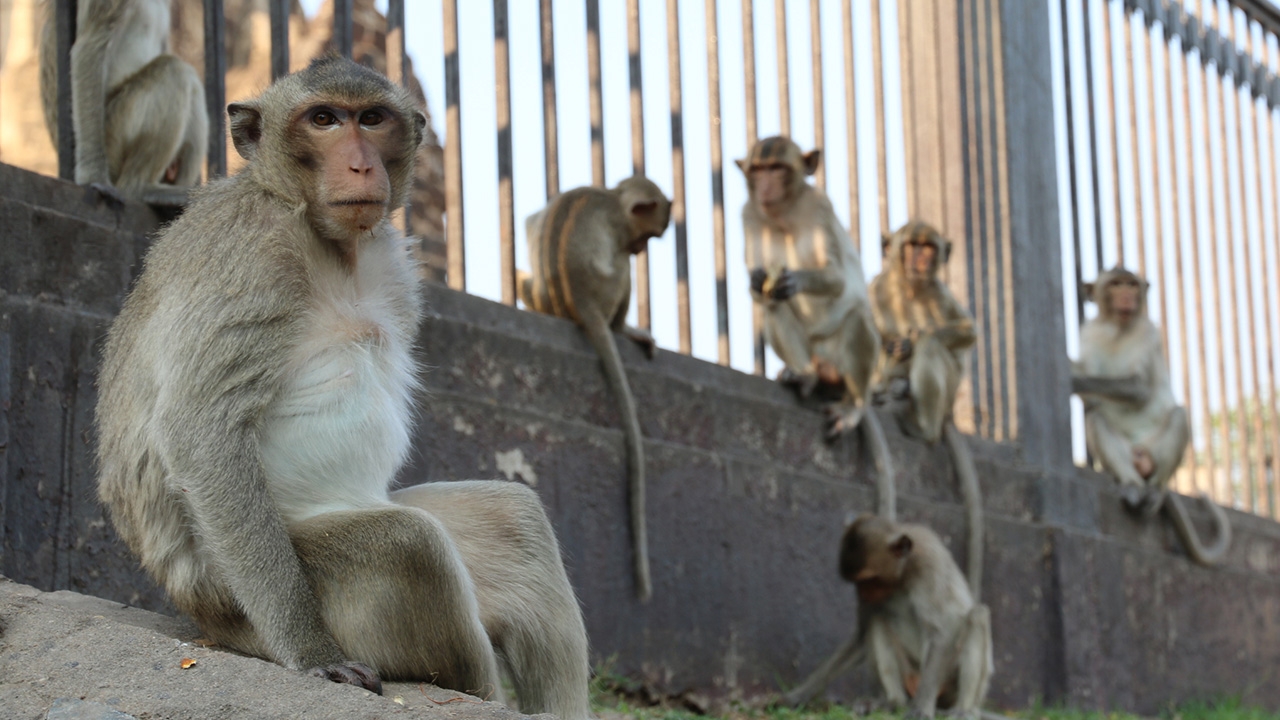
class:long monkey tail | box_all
[944,422,984,601]
[859,411,897,523]
[581,318,652,602]
[1164,491,1231,566]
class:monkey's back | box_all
[527,187,632,324]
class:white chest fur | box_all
[261,241,419,525]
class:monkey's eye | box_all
[360,110,385,126]
[311,110,338,127]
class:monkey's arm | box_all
[1070,374,1151,405]
[610,293,656,358]
[70,2,124,185]
[927,297,977,351]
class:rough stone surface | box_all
[0,578,540,720]
[2,161,1279,715]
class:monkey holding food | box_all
[40,0,208,204]
[518,176,671,602]
[784,514,993,718]
[95,57,591,717]
[1073,266,1230,565]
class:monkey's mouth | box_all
[331,199,387,207]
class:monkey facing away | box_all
[518,176,671,602]
[870,221,984,591]
[1073,267,1230,566]
[95,57,591,718]
[784,515,993,718]
[39,0,208,204]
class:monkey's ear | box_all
[881,233,892,258]
[802,149,822,176]
[413,111,428,148]
[1081,282,1097,303]
[889,534,913,558]
[735,158,750,175]
[940,238,953,264]
[228,102,264,161]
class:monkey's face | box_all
[902,237,938,281]
[1106,276,1143,327]
[736,137,821,215]
[617,176,673,254]
[748,164,793,209]
[298,105,402,244]
[839,516,910,606]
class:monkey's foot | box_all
[85,183,126,210]
[308,662,383,695]
[778,368,821,398]
[1119,483,1147,513]
[825,404,866,439]
[1132,447,1156,479]
[141,185,192,208]
[624,326,657,359]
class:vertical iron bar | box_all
[54,0,76,181]
[541,0,560,199]
[387,0,406,85]
[842,0,859,238]
[1061,0,1086,333]
[1102,0,1126,266]
[587,0,605,187]
[333,0,353,59]
[743,0,764,374]
[1260,33,1280,518]
[809,0,824,189]
[627,0,651,330]
[871,0,889,233]
[269,0,289,80]
[1126,8,1147,278]
[495,0,516,305]
[707,0,730,366]
[1084,0,1107,268]
[444,0,465,292]
[668,0,691,354]
[204,0,227,179]
[775,0,790,136]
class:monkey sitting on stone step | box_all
[1073,266,1230,566]
[518,176,672,602]
[94,56,591,718]
[783,514,993,719]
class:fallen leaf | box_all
[179,658,197,669]
[393,696,405,706]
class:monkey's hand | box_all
[886,337,914,361]
[769,269,799,300]
[750,267,769,295]
[309,662,383,695]
[623,326,658,359]
[85,183,127,211]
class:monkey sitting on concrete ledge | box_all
[94,56,591,718]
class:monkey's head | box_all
[1084,266,1148,329]
[838,514,912,606]
[227,56,427,251]
[884,220,950,285]
[735,137,820,216]
[613,175,672,255]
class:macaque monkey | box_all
[870,221,984,591]
[517,176,671,602]
[39,0,208,204]
[784,515,993,718]
[738,137,896,520]
[95,57,591,718]
[1073,267,1230,566]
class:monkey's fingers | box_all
[309,662,384,695]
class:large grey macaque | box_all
[1073,266,1230,566]
[39,0,207,204]
[95,57,590,718]
[784,515,993,718]
[518,176,671,602]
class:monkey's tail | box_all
[944,422,984,601]
[860,411,897,523]
[582,320,652,602]
[1164,491,1231,567]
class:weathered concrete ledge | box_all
[3,162,1279,715]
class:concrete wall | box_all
[3,162,1280,714]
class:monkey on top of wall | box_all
[95,56,591,718]
[39,0,208,204]
[518,176,671,602]
[1073,266,1230,566]
[783,514,993,718]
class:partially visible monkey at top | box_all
[1072,266,1230,565]
[95,56,591,718]
[737,136,881,437]
[519,176,672,602]
[39,0,208,204]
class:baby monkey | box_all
[784,515,993,718]
[519,176,672,601]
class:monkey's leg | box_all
[167,58,209,190]
[392,481,592,720]
[1083,412,1144,489]
[819,307,882,436]
[951,605,993,717]
[869,620,911,707]
[906,335,959,444]
[289,506,503,697]
[1142,406,1191,492]
[782,630,867,707]
[763,301,817,379]
[105,55,203,201]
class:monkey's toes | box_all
[309,662,383,695]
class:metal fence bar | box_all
[204,0,227,179]
[54,0,76,181]
[775,0,790,137]
[444,0,465,292]
[667,0,691,355]
[541,0,560,199]
[627,0,651,330]
[842,0,859,238]
[1102,0,1126,266]
[495,0,516,306]
[269,0,289,80]
[871,0,889,233]
[743,0,764,375]
[1084,0,1107,269]
[387,0,405,85]
[1126,8,1148,280]
[587,0,605,187]
[1260,31,1280,517]
[707,0,730,366]
[810,0,824,189]
[1061,0,1087,333]
[334,0,353,59]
